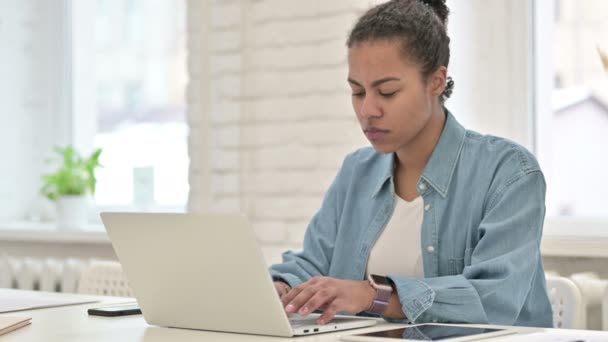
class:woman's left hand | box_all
[281,276,376,325]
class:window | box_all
[535,0,608,220]
[72,0,189,212]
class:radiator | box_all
[0,255,90,293]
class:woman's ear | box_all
[428,66,447,97]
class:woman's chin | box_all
[369,142,396,155]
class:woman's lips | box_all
[364,128,389,141]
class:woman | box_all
[269,0,553,327]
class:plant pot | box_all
[56,195,89,230]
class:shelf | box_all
[0,221,109,244]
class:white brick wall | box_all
[187,0,370,265]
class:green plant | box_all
[40,146,103,201]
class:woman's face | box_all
[347,40,443,154]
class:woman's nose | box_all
[359,95,382,119]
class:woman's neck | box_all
[395,105,446,174]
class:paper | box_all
[0,316,31,336]
[0,288,98,313]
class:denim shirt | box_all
[269,111,553,327]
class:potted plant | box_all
[40,146,103,229]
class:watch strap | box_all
[366,279,392,315]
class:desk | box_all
[2,292,608,342]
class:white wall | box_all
[187,0,372,264]
[186,0,533,265]
[448,0,532,147]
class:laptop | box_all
[100,212,377,337]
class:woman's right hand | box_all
[274,281,291,299]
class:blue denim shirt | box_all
[269,111,553,327]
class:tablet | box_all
[340,324,517,342]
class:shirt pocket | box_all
[447,248,474,275]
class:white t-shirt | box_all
[366,195,424,279]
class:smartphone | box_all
[88,303,142,317]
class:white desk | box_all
[2,292,608,342]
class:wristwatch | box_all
[366,274,393,315]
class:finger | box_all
[285,286,317,314]
[297,288,335,316]
[317,302,339,325]
[318,302,329,311]
[281,277,317,305]
[281,285,302,306]
[279,283,290,296]
[280,286,292,300]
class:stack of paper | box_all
[0,289,97,313]
[0,316,31,336]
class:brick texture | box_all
[187,0,370,265]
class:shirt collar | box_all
[371,110,466,199]
[420,110,466,198]
[371,152,395,198]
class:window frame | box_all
[67,1,188,219]
[532,0,608,251]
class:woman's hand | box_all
[281,276,376,325]
[274,281,291,299]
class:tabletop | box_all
[2,290,608,342]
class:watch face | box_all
[370,274,390,286]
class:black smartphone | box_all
[88,303,142,317]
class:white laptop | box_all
[100,212,377,337]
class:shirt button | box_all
[418,183,427,191]
[427,245,435,253]
[424,204,431,211]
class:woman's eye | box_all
[351,92,365,98]
[379,91,397,97]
